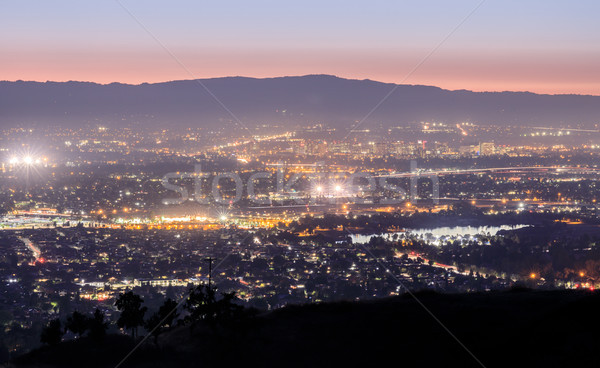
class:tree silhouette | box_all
[88,308,109,342]
[184,285,242,332]
[65,311,88,337]
[144,298,179,345]
[115,291,147,339]
[40,319,63,345]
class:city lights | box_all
[0,119,598,362]
[6,154,47,166]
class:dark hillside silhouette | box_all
[2,75,599,128]
[14,290,600,368]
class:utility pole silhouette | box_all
[205,257,215,288]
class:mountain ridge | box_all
[3,74,413,91]
[3,74,598,97]
[1,75,599,128]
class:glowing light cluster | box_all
[7,155,47,165]
[312,182,347,196]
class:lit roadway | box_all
[18,236,41,260]
[376,166,600,178]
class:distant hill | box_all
[0,75,600,126]
[13,290,600,368]
[1,75,599,128]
